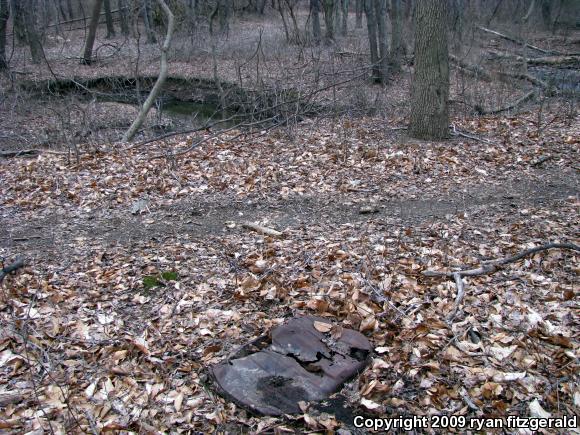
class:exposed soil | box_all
[1,171,577,263]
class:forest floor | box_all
[1,12,580,434]
[1,105,579,432]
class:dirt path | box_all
[2,175,576,265]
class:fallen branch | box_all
[450,125,495,144]
[426,242,579,321]
[424,242,580,278]
[450,55,547,89]
[487,51,580,67]
[241,222,284,238]
[0,149,68,158]
[447,272,465,320]
[0,257,25,283]
[449,54,492,81]
[0,149,41,158]
[531,155,553,167]
[476,26,562,55]
[477,89,537,115]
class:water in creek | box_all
[161,100,237,128]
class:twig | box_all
[241,222,284,238]
[531,155,553,167]
[459,387,480,411]
[450,125,495,145]
[447,272,465,320]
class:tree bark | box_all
[0,0,8,69]
[81,0,103,64]
[311,0,321,43]
[123,0,174,142]
[409,0,449,140]
[390,0,402,71]
[364,0,380,82]
[104,0,116,38]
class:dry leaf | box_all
[313,321,333,333]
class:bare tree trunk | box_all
[355,0,362,28]
[218,0,230,35]
[81,0,103,64]
[11,0,27,44]
[66,0,74,20]
[142,0,157,43]
[364,0,380,81]
[123,0,174,142]
[311,0,321,43]
[22,0,43,63]
[277,0,291,42]
[285,0,301,44]
[409,0,449,140]
[374,0,388,80]
[322,0,334,41]
[334,0,340,32]
[390,0,402,71]
[340,0,348,35]
[540,0,551,27]
[0,0,8,69]
[104,0,116,38]
[57,0,68,21]
[118,0,130,35]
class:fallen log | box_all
[450,55,547,88]
[449,55,492,81]
[476,26,563,56]
[487,51,580,67]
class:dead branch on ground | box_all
[0,257,25,283]
[425,242,579,320]
[487,51,580,67]
[0,149,69,158]
[476,26,564,56]
[241,222,284,238]
[424,242,579,279]
[477,90,537,115]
